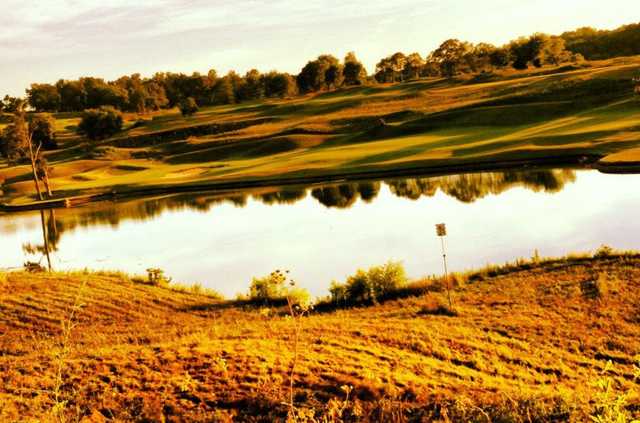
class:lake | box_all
[1,167,639,298]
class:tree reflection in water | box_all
[22,210,59,271]
[11,169,577,249]
[386,169,576,203]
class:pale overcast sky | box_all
[0,0,637,96]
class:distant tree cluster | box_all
[296,52,367,92]
[375,33,582,82]
[23,69,299,114]
[561,23,640,60]
[4,22,638,118]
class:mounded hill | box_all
[0,254,639,421]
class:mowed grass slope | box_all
[0,256,639,421]
[2,57,640,204]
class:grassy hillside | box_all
[1,255,639,421]
[2,57,640,205]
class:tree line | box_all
[561,22,640,60]
[4,23,638,116]
[373,32,581,82]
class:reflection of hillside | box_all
[311,182,381,209]
[0,169,578,243]
[255,188,307,205]
[44,194,238,238]
[386,169,576,203]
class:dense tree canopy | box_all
[77,107,123,140]
[343,52,367,86]
[28,114,57,150]
[508,34,577,70]
[562,23,640,60]
[5,22,637,116]
[428,39,472,77]
[1,95,24,113]
[27,84,60,112]
[0,113,29,161]
[296,55,343,92]
[375,52,407,83]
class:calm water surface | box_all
[1,168,639,297]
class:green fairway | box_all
[2,57,640,205]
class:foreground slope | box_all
[2,57,640,204]
[0,256,639,421]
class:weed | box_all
[145,267,171,285]
[50,279,87,423]
[594,244,615,258]
[284,276,312,419]
[589,361,640,423]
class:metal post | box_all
[435,223,452,309]
[440,236,451,308]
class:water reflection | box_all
[3,168,578,244]
[21,210,58,271]
[255,188,306,205]
[386,169,576,203]
[2,167,604,295]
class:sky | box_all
[1,0,638,96]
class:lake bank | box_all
[0,153,631,212]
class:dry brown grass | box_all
[0,257,639,422]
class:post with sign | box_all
[435,223,452,308]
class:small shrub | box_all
[247,269,312,308]
[330,261,408,305]
[594,245,615,258]
[287,287,312,310]
[417,302,458,317]
[249,270,288,302]
[179,97,199,116]
[170,282,224,299]
[329,281,348,305]
[77,106,123,140]
[145,268,171,286]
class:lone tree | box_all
[0,106,54,200]
[77,106,123,140]
[179,97,199,116]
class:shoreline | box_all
[2,153,626,213]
